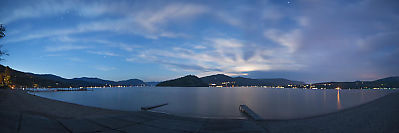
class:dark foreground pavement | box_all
[0,111,269,133]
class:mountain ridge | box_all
[156,74,399,89]
[1,65,398,89]
[156,75,208,87]
[312,76,399,89]
[0,65,146,88]
[157,74,305,87]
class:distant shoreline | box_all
[19,86,399,90]
[3,64,398,89]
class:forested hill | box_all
[201,74,305,86]
[312,77,399,89]
[157,74,305,87]
[156,74,399,89]
[0,65,146,88]
[73,77,146,86]
[1,64,397,89]
[156,75,208,87]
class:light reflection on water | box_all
[31,87,396,119]
[337,90,341,109]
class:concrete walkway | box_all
[0,111,268,133]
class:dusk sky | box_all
[0,0,398,83]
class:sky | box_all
[0,0,398,83]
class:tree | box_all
[0,24,4,39]
[0,24,8,61]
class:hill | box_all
[116,79,146,86]
[156,75,208,87]
[312,76,399,89]
[157,74,305,87]
[200,74,304,87]
[73,77,146,86]
[0,65,146,88]
[1,64,397,89]
[0,65,101,88]
[73,77,114,86]
[145,82,160,86]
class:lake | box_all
[30,87,396,119]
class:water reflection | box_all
[337,90,341,109]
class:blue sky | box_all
[0,0,398,83]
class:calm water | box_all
[31,87,396,119]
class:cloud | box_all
[261,6,285,21]
[88,51,119,57]
[76,3,207,39]
[134,38,302,76]
[129,0,398,81]
[264,29,302,53]
[193,45,206,49]
[43,36,139,52]
[7,29,76,43]
[45,44,89,52]
[260,0,399,81]
[1,0,129,24]
[94,66,116,71]
[66,57,84,62]
[88,40,138,52]
[1,0,73,24]
[214,12,242,27]
[5,2,207,42]
[134,3,207,32]
[3,0,399,82]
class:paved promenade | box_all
[0,89,398,133]
[0,110,269,133]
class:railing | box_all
[141,103,169,111]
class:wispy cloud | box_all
[90,40,138,52]
[2,0,73,24]
[7,29,76,43]
[66,57,85,62]
[134,38,302,76]
[45,36,139,52]
[88,51,119,57]
[264,29,302,53]
[45,44,89,52]
[134,3,207,33]
[94,66,116,71]
[2,0,399,82]
[214,11,242,27]
[5,2,207,43]
[1,0,129,24]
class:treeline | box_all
[157,74,305,87]
[311,77,399,89]
[156,74,399,89]
[0,65,98,88]
[0,65,146,88]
